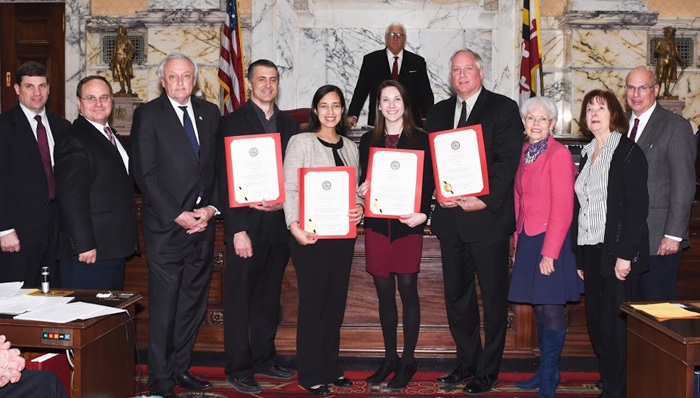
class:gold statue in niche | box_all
[111,26,136,96]
[654,27,687,99]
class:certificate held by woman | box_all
[429,125,489,202]
[298,166,357,239]
[365,147,424,219]
[224,132,285,208]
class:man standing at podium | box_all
[0,61,70,287]
[54,75,138,290]
[131,53,220,398]
[624,66,696,301]
[347,22,433,127]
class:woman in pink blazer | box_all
[509,97,582,398]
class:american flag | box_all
[218,0,246,113]
[519,0,542,105]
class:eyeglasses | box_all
[386,33,405,39]
[81,95,112,104]
[524,116,551,125]
[625,84,654,93]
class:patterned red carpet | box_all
[135,366,602,397]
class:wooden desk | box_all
[621,302,700,398]
[0,291,142,398]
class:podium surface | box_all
[0,290,142,398]
[621,302,700,398]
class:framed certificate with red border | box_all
[365,147,424,219]
[429,125,489,202]
[299,166,356,239]
[224,133,285,208]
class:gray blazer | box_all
[629,104,696,252]
[283,132,364,228]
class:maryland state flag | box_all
[519,0,542,105]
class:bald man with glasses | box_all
[347,22,433,127]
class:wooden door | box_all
[1,3,65,116]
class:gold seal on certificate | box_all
[299,166,357,239]
[224,133,285,208]
[365,148,424,219]
[429,125,489,202]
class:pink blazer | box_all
[513,135,576,259]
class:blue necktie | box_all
[179,106,200,162]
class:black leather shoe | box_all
[227,376,262,394]
[463,375,497,395]
[150,387,178,398]
[333,376,353,387]
[386,360,417,389]
[366,358,396,384]
[173,371,212,390]
[437,366,476,385]
[308,384,331,396]
[595,379,603,390]
[255,363,295,379]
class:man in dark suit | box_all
[347,22,433,127]
[423,49,523,395]
[216,59,300,394]
[54,75,138,290]
[131,53,220,398]
[624,66,696,301]
[0,61,70,287]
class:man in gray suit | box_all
[625,66,696,301]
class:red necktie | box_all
[34,115,55,199]
[629,118,640,142]
[104,126,118,148]
[392,56,399,81]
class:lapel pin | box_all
[198,116,203,121]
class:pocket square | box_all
[408,70,418,73]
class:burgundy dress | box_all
[364,133,424,278]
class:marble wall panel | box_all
[572,30,647,67]
[147,27,221,66]
[542,30,565,69]
[676,73,700,130]
[86,33,103,68]
[148,0,219,10]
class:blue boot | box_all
[516,322,545,389]
[537,329,566,398]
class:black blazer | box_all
[348,49,434,126]
[216,101,300,244]
[359,130,434,240]
[131,92,221,241]
[572,135,650,276]
[423,89,523,242]
[54,115,138,260]
[0,105,70,244]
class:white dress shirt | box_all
[83,117,130,173]
[386,48,404,74]
[453,86,482,129]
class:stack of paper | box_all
[630,303,700,322]
[13,302,126,323]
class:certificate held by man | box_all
[365,148,424,219]
[224,133,285,208]
[299,166,356,239]
[429,125,489,202]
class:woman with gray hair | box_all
[508,97,582,398]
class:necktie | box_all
[629,118,640,142]
[457,101,468,128]
[392,56,399,81]
[34,115,55,199]
[104,126,118,148]
[178,106,200,162]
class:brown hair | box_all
[578,89,629,136]
[370,80,422,148]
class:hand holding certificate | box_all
[429,125,489,203]
[365,148,424,219]
[299,166,357,239]
[224,133,285,208]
